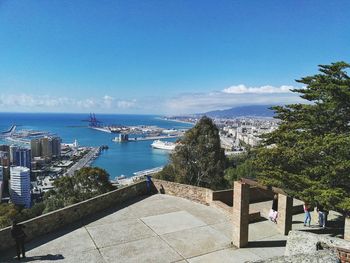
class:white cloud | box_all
[164,84,304,114]
[0,94,137,112]
[222,84,294,94]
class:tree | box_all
[44,167,114,212]
[160,116,227,190]
[224,153,256,186]
[255,62,350,212]
[0,204,18,229]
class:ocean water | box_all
[0,113,193,179]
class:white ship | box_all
[151,140,176,151]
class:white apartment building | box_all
[10,166,31,208]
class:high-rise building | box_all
[9,144,18,164]
[30,138,42,158]
[10,166,31,208]
[52,137,62,158]
[41,137,53,160]
[14,148,31,169]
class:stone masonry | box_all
[277,194,293,236]
[232,181,250,248]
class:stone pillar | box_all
[345,217,350,241]
[277,194,293,235]
[232,181,250,248]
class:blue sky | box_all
[0,0,349,114]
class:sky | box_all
[0,0,349,114]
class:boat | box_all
[151,140,176,151]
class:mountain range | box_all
[200,105,276,118]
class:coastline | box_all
[157,117,196,125]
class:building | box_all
[0,151,9,167]
[9,144,17,164]
[10,166,31,208]
[31,136,62,161]
[51,136,62,158]
[31,138,42,158]
[14,148,31,169]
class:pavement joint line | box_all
[185,246,236,261]
[83,225,107,263]
[139,217,188,261]
[85,217,142,229]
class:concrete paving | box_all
[1,194,317,263]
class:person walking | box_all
[11,220,26,261]
[303,202,311,227]
[317,204,326,228]
[269,194,278,223]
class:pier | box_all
[128,135,181,142]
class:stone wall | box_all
[285,230,350,256]
[212,189,233,206]
[0,181,147,252]
[249,187,275,203]
[338,247,350,263]
[151,179,213,205]
[345,217,350,241]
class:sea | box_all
[0,113,193,180]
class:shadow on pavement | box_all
[247,240,287,248]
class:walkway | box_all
[1,194,289,263]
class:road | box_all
[65,147,100,176]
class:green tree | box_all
[0,204,18,229]
[160,116,227,190]
[255,62,350,212]
[44,167,114,212]
[224,155,256,186]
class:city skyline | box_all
[0,1,349,114]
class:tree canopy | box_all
[44,167,114,212]
[255,62,350,212]
[156,116,227,190]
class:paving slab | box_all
[84,206,137,227]
[141,211,206,235]
[162,225,231,258]
[188,248,261,263]
[128,199,181,218]
[86,218,155,248]
[249,220,280,241]
[210,222,233,240]
[27,227,96,256]
[100,236,183,263]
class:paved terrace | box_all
[1,194,342,263]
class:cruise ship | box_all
[151,140,176,151]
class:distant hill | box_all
[202,105,276,118]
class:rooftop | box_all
[0,193,343,262]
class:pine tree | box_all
[255,62,350,212]
[158,116,227,190]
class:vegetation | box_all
[0,167,114,228]
[224,152,256,186]
[156,116,227,190]
[254,62,350,212]
[44,167,114,212]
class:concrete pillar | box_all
[345,217,350,241]
[277,194,293,235]
[232,181,250,248]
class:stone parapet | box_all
[0,180,147,252]
[345,217,350,241]
[152,179,213,205]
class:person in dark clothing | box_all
[269,194,278,223]
[11,220,26,260]
[272,194,278,212]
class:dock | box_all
[127,135,181,142]
[133,166,164,176]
